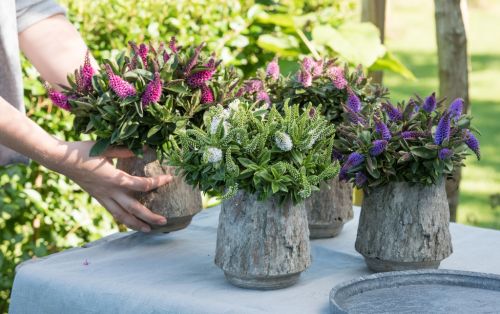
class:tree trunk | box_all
[305,178,353,239]
[116,148,202,233]
[434,0,470,222]
[362,0,386,84]
[215,191,311,290]
[355,180,453,272]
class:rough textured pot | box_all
[305,178,353,239]
[355,179,452,272]
[215,191,311,290]
[116,149,202,233]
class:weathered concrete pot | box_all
[215,191,311,290]
[116,149,202,233]
[305,178,353,239]
[355,179,452,272]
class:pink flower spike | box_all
[257,90,271,104]
[266,57,280,80]
[169,36,178,53]
[328,66,347,90]
[105,64,137,98]
[139,43,149,66]
[141,72,163,107]
[312,59,324,77]
[302,57,314,72]
[48,88,71,111]
[186,69,214,88]
[200,84,214,104]
[81,50,95,91]
[298,70,312,88]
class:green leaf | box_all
[410,147,437,159]
[312,23,386,67]
[369,51,416,80]
[147,125,162,138]
[89,138,110,156]
[257,34,300,56]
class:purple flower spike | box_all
[141,72,162,107]
[438,148,453,160]
[401,131,425,140]
[328,66,347,90]
[355,172,367,187]
[48,88,70,111]
[298,70,312,88]
[369,140,388,156]
[375,119,392,141]
[423,92,437,112]
[105,64,136,98]
[344,152,365,168]
[266,58,280,80]
[382,102,403,121]
[186,69,214,88]
[200,84,214,104]
[345,106,366,125]
[464,130,480,160]
[448,98,464,120]
[347,91,361,113]
[434,113,451,145]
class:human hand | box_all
[51,141,172,232]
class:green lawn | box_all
[382,1,500,229]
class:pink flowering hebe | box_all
[186,69,214,88]
[141,72,163,107]
[81,51,95,91]
[200,84,214,104]
[105,64,137,98]
[48,88,70,111]
[327,66,347,90]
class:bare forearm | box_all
[18,14,97,88]
[0,97,67,169]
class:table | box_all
[9,206,500,314]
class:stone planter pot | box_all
[215,191,311,290]
[355,179,452,272]
[116,149,202,233]
[304,178,353,239]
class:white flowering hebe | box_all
[206,147,223,163]
[275,131,293,151]
[210,116,222,135]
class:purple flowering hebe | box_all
[334,92,480,188]
[47,37,239,156]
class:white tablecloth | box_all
[9,206,500,314]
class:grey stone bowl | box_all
[330,269,500,314]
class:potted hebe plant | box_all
[238,57,387,238]
[335,93,480,272]
[170,101,339,289]
[47,37,239,232]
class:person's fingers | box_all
[100,198,151,232]
[113,193,167,226]
[121,174,173,192]
[102,146,136,159]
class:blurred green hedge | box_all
[1,0,412,310]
